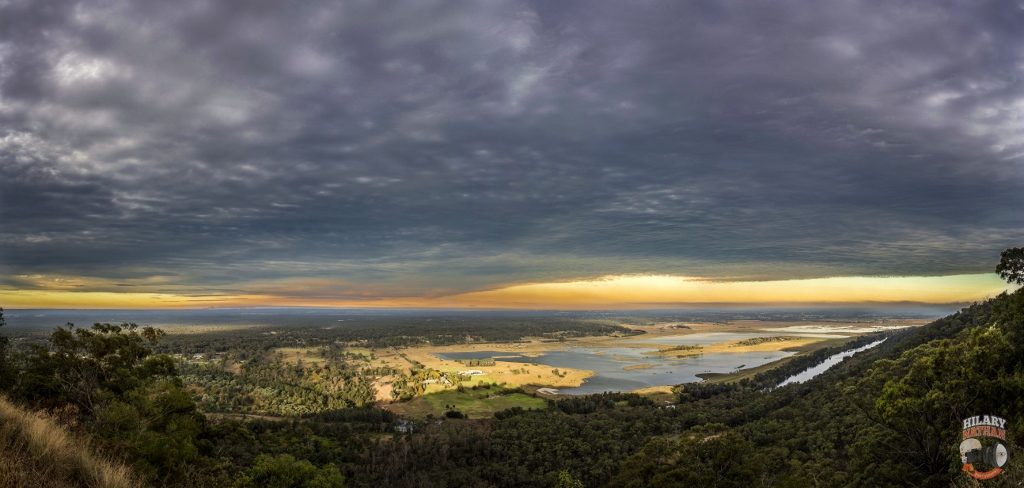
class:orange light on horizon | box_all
[448,273,1012,308]
[0,272,1011,309]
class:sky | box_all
[1,0,1022,309]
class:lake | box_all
[439,346,795,394]
[626,331,849,345]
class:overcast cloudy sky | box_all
[1,0,1022,308]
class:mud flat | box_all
[373,319,923,396]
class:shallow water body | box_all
[439,347,795,394]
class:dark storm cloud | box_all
[1,0,1023,297]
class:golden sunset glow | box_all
[1,273,1011,309]
[0,290,252,309]
[449,273,1012,308]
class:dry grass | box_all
[0,396,138,488]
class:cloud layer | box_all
[1,0,1023,303]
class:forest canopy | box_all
[0,252,1022,486]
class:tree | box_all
[0,307,11,391]
[15,322,172,413]
[554,470,583,488]
[612,426,759,487]
[12,322,204,483]
[233,454,345,488]
[997,247,1024,285]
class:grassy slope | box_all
[0,396,137,488]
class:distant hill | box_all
[0,396,136,488]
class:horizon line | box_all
[1,300,978,312]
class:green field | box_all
[386,385,547,419]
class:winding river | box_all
[776,338,887,387]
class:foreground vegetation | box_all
[0,251,1022,486]
[0,396,136,488]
